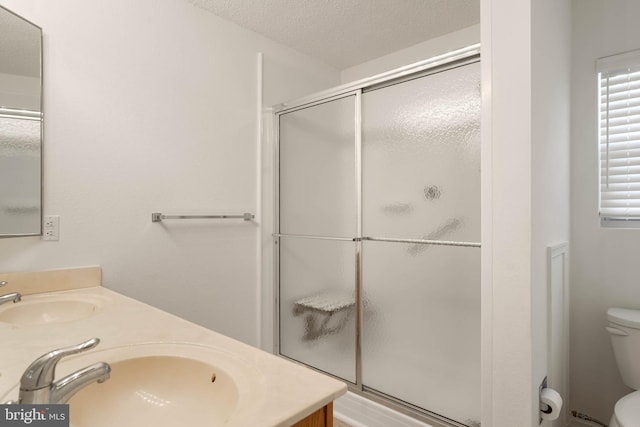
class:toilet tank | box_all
[607,308,640,390]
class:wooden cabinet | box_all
[292,402,333,427]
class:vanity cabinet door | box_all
[292,402,333,427]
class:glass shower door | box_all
[278,94,358,382]
[276,50,482,426]
[361,62,481,425]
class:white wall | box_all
[482,0,571,425]
[532,1,572,426]
[571,0,640,421]
[482,0,533,423]
[340,25,479,83]
[0,0,339,346]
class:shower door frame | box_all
[272,44,481,427]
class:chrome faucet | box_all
[19,338,111,404]
[0,292,21,306]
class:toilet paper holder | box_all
[541,401,554,415]
[539,376,564,424]
[539,376,549,424]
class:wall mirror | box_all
[0,5,43,237]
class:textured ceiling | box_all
[187,0,479,70]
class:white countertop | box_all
[0,287,347,426]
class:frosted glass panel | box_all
[362,62,481,242]
[361,241,480,425]
[360,61,481,425]
[279,238,356,382]
[279,96,356,237]
[0,116,41,234]
[276,57,481,423]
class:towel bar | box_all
[151,213,254,222]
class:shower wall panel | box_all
[361,241,480,423]
[279,238,356,382]
[279,95,356,237]
[278,95,358,383]
[360,62,481,425]
[362,64,481,243]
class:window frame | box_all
[597,48,640,227]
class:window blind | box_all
[598,49,640,221]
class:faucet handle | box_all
[20,338,101,391]
[0,281,7,287]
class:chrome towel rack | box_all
[151,212,254,222]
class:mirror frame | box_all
[0,4,43,238]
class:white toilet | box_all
[606,308,640,427]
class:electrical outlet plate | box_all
[42,215,59,241]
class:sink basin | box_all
[0,343,266,426]
[70,355,237,426]
[66,343,266,427]
[0,343,266,427]
[0,293,109,326]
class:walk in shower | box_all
[273,46,481,427]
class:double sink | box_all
[0,291,267,427]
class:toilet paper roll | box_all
[540,388,563,421]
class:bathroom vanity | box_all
[0,267,346,427]
[293,404,334,427]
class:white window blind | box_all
[598,49,640,222]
